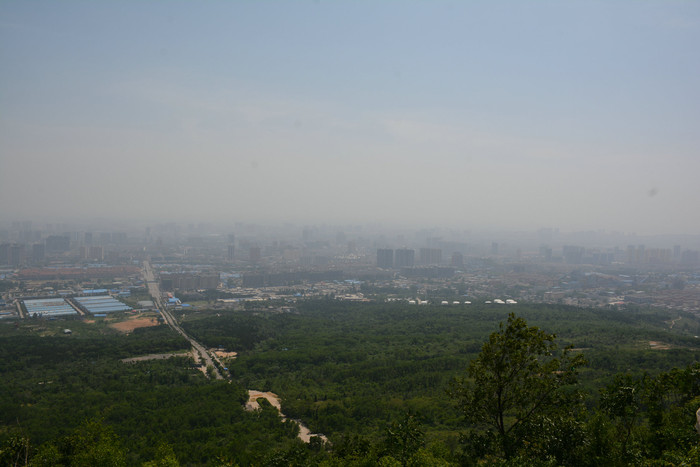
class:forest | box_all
[2,301,700,465]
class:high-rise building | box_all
[376,249,394,268]
[80,245,104,261]
[227,244,235,261]
[32,243,45,262]
[90,246,104,261]
[249,247,261,262]
[0,244,9,264]
[563,245,585,264]
[419,248,442,266]
[627,245,647,264]
[9,244,25,267]
[450,252,464,267]
[46,235,70,253]
[395,248,415,268]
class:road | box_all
[142,260,323,443]
[143,260,223,380]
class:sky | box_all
[1,1,699,235]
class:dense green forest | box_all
[2,302,700,465]
[0,321,304,465]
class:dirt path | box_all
[245,390,328,443]
[670,316,682,329]
[110,317,160,333]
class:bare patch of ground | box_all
[246,390,282,411]
[649,341,672,350]
[193,350,209,375]
[213,350,238,359]
[670,316,682,329]
[110,317,160,333]
[296,422,325,443]
[245,390,328,443]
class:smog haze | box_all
[1,1,699,235]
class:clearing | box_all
[245,390,328,443]
[110,317,160,333]
[213,350,238,359]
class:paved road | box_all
[143,260,223,380]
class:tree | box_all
[0,435,30,467]
[33,419,127,467]
[449,313,586,460]
[142,443,181,467]
[383,413,424,467]
[600,373,645,462]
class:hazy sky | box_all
[1,1,699,234]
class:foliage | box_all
[0,321,306,465]
[382,413,425,466]
[0,435,30,467]
[449,313,587,460]
[3,301,700,465]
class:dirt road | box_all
[245,390,328,443]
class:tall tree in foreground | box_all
[449,313,587,462]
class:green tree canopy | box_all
[450,313,587,460]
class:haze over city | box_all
[2,1,699,235]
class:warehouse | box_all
[73,295,132,314]
[23,298,77,317]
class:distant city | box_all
[2,219,700,320]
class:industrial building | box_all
[23,298,77,317]
[73,295,131,314]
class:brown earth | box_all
[110,317,160,333]
[246,390,282,411]
[245,390,328,443]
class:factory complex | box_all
[20,294,132,318]
[23,298,78,317]
[73,295,132,315]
